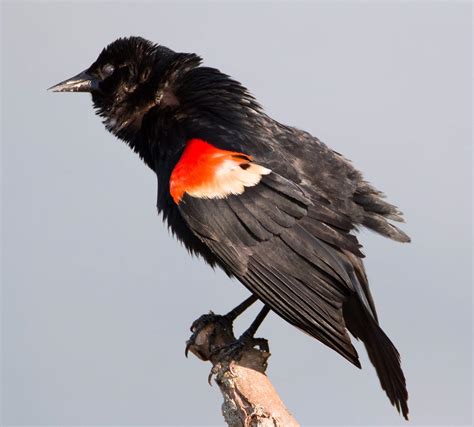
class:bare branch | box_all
[186,313,300,427]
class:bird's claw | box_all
[186,311,270,385]
[185,311,235,361]
[205,336,268,384]
[212,333,269,362]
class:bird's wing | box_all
[176,163,374,366]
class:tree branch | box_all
[186,312,300,427]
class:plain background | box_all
[1,1,472,426]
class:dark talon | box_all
[185,341,192,358]
[208,366,218,385]
[212,333,270,362]
[186,304,270,363]
[185,311,235,361]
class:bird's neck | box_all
[100,52,201,169]
[112,57,265,175]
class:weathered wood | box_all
[186,313,300,427]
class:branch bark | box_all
[186,313,300,427]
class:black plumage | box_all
[50,36,410,419]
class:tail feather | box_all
[344,298,409,420]
[364,321,409,419]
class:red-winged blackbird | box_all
[50,36,410,419]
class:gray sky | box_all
[1,1,472,426]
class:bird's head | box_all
[49,36,199,141]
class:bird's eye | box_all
[102,64,115,77]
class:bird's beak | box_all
[48,70,98,92]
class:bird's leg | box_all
[223,294,259,321]
[215,305,271,360]
[185,295,258,360]
[240,305,270,343]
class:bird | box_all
[50,36,410,419]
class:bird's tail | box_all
[363,319,409,420]
[344,299,409,420]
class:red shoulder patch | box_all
[170,139,271,204]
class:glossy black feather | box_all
[71,37,410,419]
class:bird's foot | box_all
[186,310,271,384]
[212,331,269,363]
[185,311,269,363]
[185,311,236,361]
[206,332,270,382]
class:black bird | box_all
[50,36,410,419]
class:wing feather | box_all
[178,171,374,366]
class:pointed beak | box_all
[48,70,98,92]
